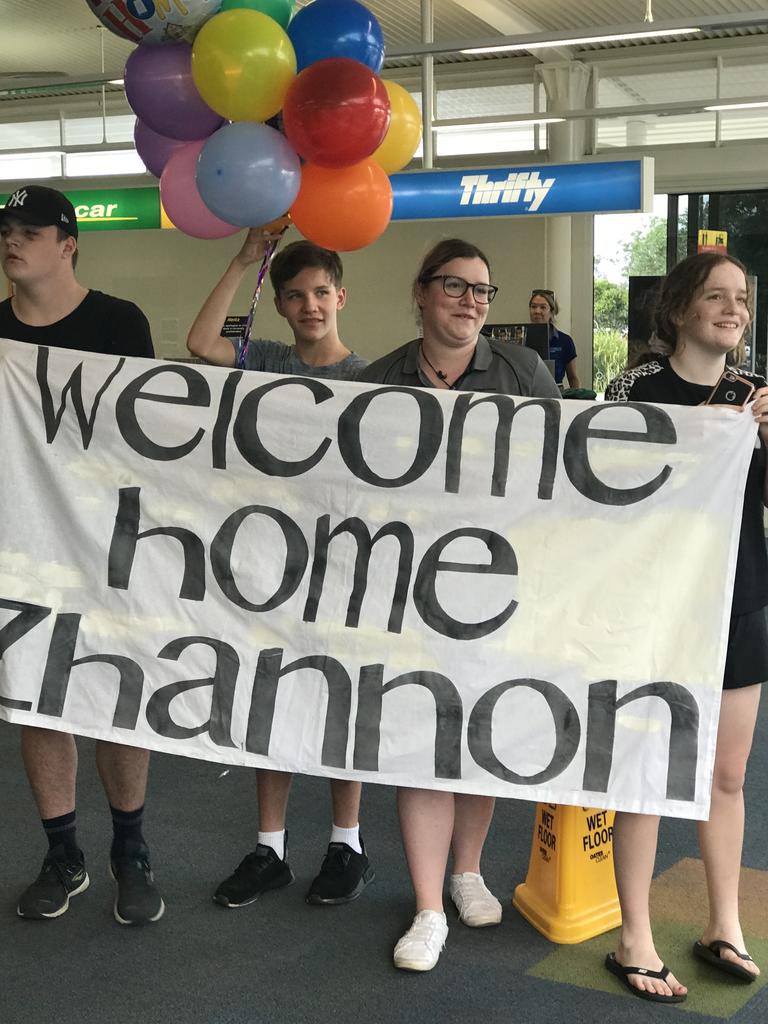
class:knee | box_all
[712,757,747,796]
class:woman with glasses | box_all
[359,239,559,972]
[528,289,580,389]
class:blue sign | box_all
[390,159,652,220]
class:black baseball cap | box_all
[0,184,78,238]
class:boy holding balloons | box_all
[187,229,373,908]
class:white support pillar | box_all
[539,62,593,385]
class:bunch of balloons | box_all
[88,0,422,249]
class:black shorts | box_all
[724,606,768,689]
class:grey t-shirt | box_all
[231,337,367,379]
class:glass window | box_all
[0,151,63,180]
[0,121,61,152]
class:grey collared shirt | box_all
[357,335,560,398]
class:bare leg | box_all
[256,769,293,831]
[94,741,149,812]
[450,794,495,873]
[612,810,688,998]
[697,684,762,977]
[20,727,77,819]
[398,787,454,912]
[330,779,362,828]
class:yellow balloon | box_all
[371,82,422,174]
[191,9,296,122]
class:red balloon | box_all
[289,160,393,251]
[282,57,390,169]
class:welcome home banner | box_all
[0,338,757,819]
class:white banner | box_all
[0,338,757,818]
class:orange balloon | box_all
[289,160,393,251]
[372,81,422,174]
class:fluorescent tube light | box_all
[704,100,768,111]
[433,117,565,134]
[462,27,700,54]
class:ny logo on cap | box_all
[7,189,28,208]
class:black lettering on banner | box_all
[413,528,518,639]
[146,637,239,747]
[108,487,206,600]
[36,346,124,449]
[232,377,333,476]
[210,505,309,611]
[37,613,144,729]
[563,403,676,505]
[353,664,462,779]
[337,387,443,487]
[115,365,211,461]
[0,599,52,710]
[446,395,561,499]
[245,648,351,768]
[304,516,414,633]
[211,369,244,470]
[468,679,581,783]
[582,679,699,801]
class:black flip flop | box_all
[693,940,758,982]
[605,952,687,1003]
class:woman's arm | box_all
[186,228,269,365]
[565,357,581,389]
[750,385,768,506]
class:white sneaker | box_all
[393,910,448,972]
[449,872,502,927]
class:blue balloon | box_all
[287,0,385,73]
[196,122,301,227]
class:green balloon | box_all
[219,0,294,30]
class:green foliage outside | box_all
[593,279,628,331]
[621,215,668,277]
[593,329,628,395]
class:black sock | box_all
[42,810,79,857]
[110,804,146,855]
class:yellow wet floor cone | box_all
[512,803,622,943]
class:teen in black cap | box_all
[0,183,164,926]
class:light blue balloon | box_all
[196,122,301,227]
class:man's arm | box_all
[186,228,269,366]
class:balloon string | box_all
[237,227,288,370]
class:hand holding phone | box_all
[705,370,755,409]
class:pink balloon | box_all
[160,141,240,240]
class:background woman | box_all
[528,289,580,389]
[604,251,768,1002]
[360,239,559,972]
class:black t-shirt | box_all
[606,358,768,614]
[0,290,154,358]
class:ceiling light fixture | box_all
[461,27,701,55]
[704,100,768,111]
[433,116,566,133]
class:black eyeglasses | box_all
[426,275,498,304]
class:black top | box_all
[0,290,154,358]
[357,334,560,398]
[606,358,768,614]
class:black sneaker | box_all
[305,839,375,905]
[214,844,294,908]
[109,840,165,925]
[17,845,89,920]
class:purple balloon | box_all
[125,41,223,141]
[134,119,188,178]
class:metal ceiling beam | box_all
[385,10,768,60]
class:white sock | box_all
[258,829,285,860]
[330,824,362,853]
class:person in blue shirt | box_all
[528,289,580,388]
